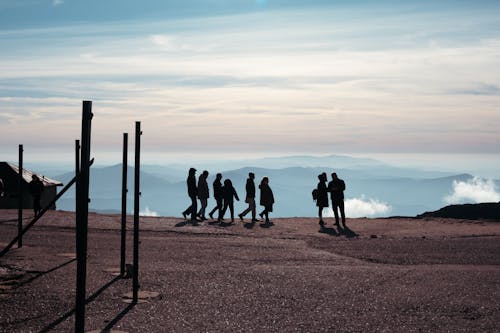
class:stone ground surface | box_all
[0,210,499,332]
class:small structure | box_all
[0,162,63,210]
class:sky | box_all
[1,0,500,166]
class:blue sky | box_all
[1,0,500,161]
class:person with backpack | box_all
[315,172,329,226]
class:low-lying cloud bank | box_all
[325,196,391,218]
[139,206,159,217]
[444,177,500,204]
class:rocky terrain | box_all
[1,210,499,332]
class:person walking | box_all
[221,179,239,223]
[238,172,259,222]
[208,173,223,221]
[197,170,209,220]
[29,174,44,216]
[316,172,329,227]
[258,177,275,224]
[328,172,346,227]
[182,168,199,223]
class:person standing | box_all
[258,177,275,224]
[29,174,44,216]
[238,172,259,222]
[182,168,198,222]
[328,172,346,227]
[197,170,209,220]
[221,179,239,223]
[316,173,329,227]
[208,173,223,221]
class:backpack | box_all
[312,189,318,201]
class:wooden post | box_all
[18,144,23,248]
[120,133,128,277]
[75,101,93,333]
[133,122,141,303]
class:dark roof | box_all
[0,162,63,187]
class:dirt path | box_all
[1,210,499,332]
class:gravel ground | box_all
[0,210,499,332]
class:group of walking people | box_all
[182,168,275,225]
[181,167,347,228]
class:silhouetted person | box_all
[197,170,209,220]
[208,173,223,221]
[328,172,346,227]
[221,179,239,223]
[238,172,259,222]
[316,172,329,226]
[29,174,44,216]
[258,177,275,224]
[182,168,198,222]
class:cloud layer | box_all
[444,177,500,204]
[0,2,500,156]
[139,206,159,217]
[325,196,391,218]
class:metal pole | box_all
[18,144,23,248]
[75,101,93,333]
[75,140,80,175]
[120,133,128,277]
[133,122,141,303]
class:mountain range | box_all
[49,155,500,218]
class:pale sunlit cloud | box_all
[325,196,391,218]
[444,177,500,204]
[0,5,500,154]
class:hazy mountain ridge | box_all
[48,155,498,217]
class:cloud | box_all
[452,83,500,96]
[139,206,159,217]
[325,196,391,218]
[444,177,500,204]
[52,0,64,6]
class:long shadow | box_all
[319,226,339,236]
[39,275,122,333]
[101,303,135,331]
[337,225,358,238]
[174,221,188,227]
[259,221,274,229]
[19,258,76,288]
[244,221,256,229]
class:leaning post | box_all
[18,144,23,248]
[120,133,128,276]
[133,122,141,303]
[75,101,93,333]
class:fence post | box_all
[120,133,128,277]
[133,122,141,303]
[75,101,93,333]
[18,144,23,248]
[75,140,80,175]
